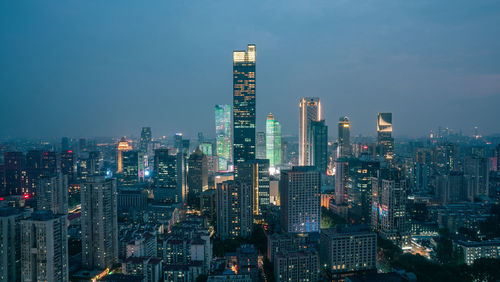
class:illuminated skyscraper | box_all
[233,44,256,172]
[280,167,321,233]
[299,97,321,166]
[20,211,68,282]
[215,104,232,172]
[81,175,118,270]
[140,127,152,154]
[120,150,143,186]
[36,173,68,215]
[310,120,328,173]
[266,113,282,168]
[238,159,270,215]
[371,170,410,248]
[256,131,266,160]
[337,116,351,158]
[377,113,394,161]
[117,137,132,173]
[216,180,253,240]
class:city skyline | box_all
[1,1,500,138]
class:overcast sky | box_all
[1,0,499,139]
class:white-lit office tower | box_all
[81,175,118,270]
[0,207,31,282]
[36,173,68,215]
[377,113,394,161]
[337,116,351,158]
[299,97,321,166]
[20,211,68,282]
[216,180,253,240]
[371,171,410,248]
[280,167,321,233]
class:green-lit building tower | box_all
[265,113,282,168]
[215,104,232,172]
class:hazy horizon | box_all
[1,0,499,139]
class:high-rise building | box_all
[464,156,489,198]
[60,150,75,183]
[41,151,57,177]
[320,225,377,277]
[233,44,256,172]
[20,211,68,282]
[81,175,118,270]
[280,167,321,233]
[140,127,152,153]
[238,159,270,215]
[215,104,232,172]
[36,173,68,215]
[153,149,179,203]
[311,120,328,173]
[120,150,143,186]
[349,160,380,224]
[256,131,266,160]
[334,159,349,206]
[3,152,25,196]
[26,150,43,195]
[117,137,132,173]
[377,113,394,161]
[200,142,213,156]
[61,137,70,151]
[371,170,410,248]
[0,207,31,282]
[338,116,351,158]
[187,148,209,197]
[266,113,282,168]
[216,180,253,240]
[79,138,87,153]
[299,97,321,166]
[274,249,319,282]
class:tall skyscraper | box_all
[81,175,118,270]
[215,104,232,172]
[20,211,68,282]
[280,167,321,233]
[3,152,25,196]
[60,150,75,183]
[256,131,266,160]
[377,113,394,161]
[120,150,143,186]
[36,173,68,215]
[216,180,253,240]
[334,159,349,206]
[337,116,351,158]
[140,127,152,153]
[153,148,183,203]
[238,159,270,215]
[233,44,256,172]
[310,120,328,173]
[266,113,282,168]
[299,97,321,166]
[187,148,208,197]
[371,170,410,248]
[0,207,30,282]
[26,150,43,195]
[117,137,132,173]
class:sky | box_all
[1,0,500,139]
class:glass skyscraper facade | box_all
[266,113,282,168]
[233,44,256,171]
[337,116,351,158]
[215,104,232,172]
[299,97,321,166]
